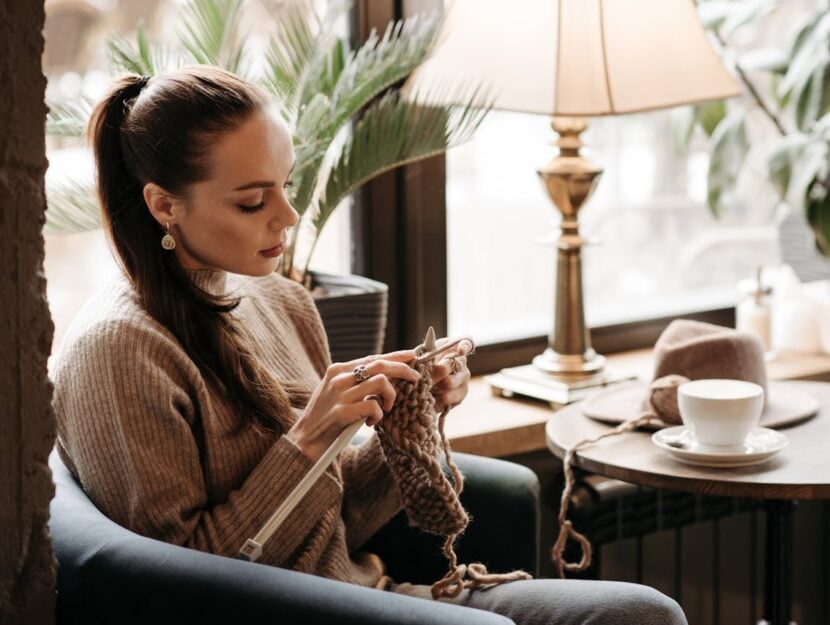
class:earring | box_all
[161,222,176,250]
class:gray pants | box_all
[390,579,688,625]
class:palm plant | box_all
[45,0,489,285]
[677,0,830,254]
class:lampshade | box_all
[406,0,740,116]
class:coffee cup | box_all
[677,379,764,447]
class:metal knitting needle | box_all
[239,328,475,563]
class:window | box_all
[445,108,779,345]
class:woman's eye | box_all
[237,201,265,214]
[283,179,294,190]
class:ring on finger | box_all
[353,364,370,384]
[449,356,463,374]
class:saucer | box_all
[651,426,788,468]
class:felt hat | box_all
[582,319,818,429]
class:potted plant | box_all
[677,0,830,262]
[45,0,488,361]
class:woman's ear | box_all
[143,182,183,227]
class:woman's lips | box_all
[259,243,285,258]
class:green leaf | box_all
[44,177,101,235]
[106,24,177,76]
[671,106,696,152]
[706,110,749,216]
[794,63,830,131]
[311,88,490,246]
[697,100,728,137]
[289,92,334,217]
[720,0,779,39]
[768,135,829,212]
[46,98,92,138]
[805,182,830,255]
[177,0,247,73]
[696,1,736,31]
[738,47,788,74]
[326,11,443,137]
[777,10,830,104]
[262,0,320,110]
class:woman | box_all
[52,65,686,625]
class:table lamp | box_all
[405,0,741,404]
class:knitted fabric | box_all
[376,358,532,599]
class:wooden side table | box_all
[545,380,830,625]
[442,349,830,458]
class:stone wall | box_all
[0,0,57,623]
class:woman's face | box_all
[157,109,299,277]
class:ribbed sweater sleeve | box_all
[53,318,342,565]
[279,276,403,551]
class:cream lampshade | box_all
[406,0,740,401]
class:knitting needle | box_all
[239,417,364,562]
[238,330,476,563]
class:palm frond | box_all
[45,177,101,235]
[262,0,320,110]
[302,87,489,270]
[46,98,92,138]
[177,0,247,74]
[106,23,175,75]
[325,11,442,134]
[288,92,335,219]
[293,1,351,109]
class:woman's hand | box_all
[429,339,472,412]
[286,350,420,463]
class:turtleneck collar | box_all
[185,268,229,296]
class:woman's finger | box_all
[432,368,469,393]
[341,374,397,412]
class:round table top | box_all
[546,380,830,500]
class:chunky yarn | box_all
[376,354,532,599]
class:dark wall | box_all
[0,0,56,622]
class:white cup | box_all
[677,379,764,448]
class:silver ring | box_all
[450,356,463,374]
[353,364,370,384]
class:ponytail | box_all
[87,68,308,436]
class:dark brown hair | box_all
[87,65,307,436]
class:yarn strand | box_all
[551,411,658,578]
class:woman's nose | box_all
[271,199,299,230]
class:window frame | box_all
[350,0,737,374]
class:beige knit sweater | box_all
[52,268,402,588]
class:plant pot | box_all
[309,271,389,364]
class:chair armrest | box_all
[364,451,540,584]
[49,451,513,625]
[72,536,514,625]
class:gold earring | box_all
[161,222,176,250]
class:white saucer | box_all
[651,426,789,468]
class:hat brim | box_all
[582,380,819,430]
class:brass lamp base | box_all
[485,364,636,408]
[532,347,606,376]
[533,116,605,378]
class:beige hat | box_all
[583,319,817,429]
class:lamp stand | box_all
[485,118,636,407]
[532,117,605,376]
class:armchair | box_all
[48,446,539,624]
